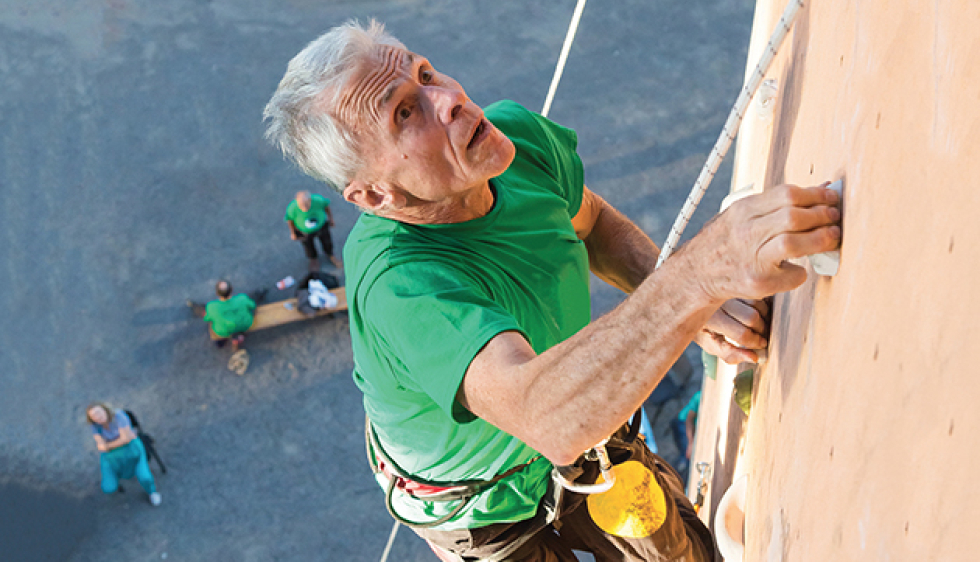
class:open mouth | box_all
[467,119,488,149]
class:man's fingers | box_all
[711,335,760,365]
[743,298,770,318]
[743,183,839,217]
[720,299,768,334]
[759,226,841,266]
[707,311,768,349]
[696,329,762,365]
[762,204,841,238]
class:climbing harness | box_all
[368,418,563,561]
[552,406,644,494]
[365,418,541,529]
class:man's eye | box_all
[420,69,434,84]
[398,106,413,121]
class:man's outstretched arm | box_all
[574,186,768,363]
[459,183,841,465]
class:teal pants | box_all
[100,438,156,495]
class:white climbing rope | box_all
[541,0,589,118]
[378,521,400,562]
[655,0,805,268]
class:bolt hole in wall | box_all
[0,480,95,561]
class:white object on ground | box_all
[307,280,338,309]
[149,492,162,506]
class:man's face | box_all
[297,194,312,212]
[336,45,515,205]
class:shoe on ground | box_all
[149,492,162,506]
[228,349,250,376]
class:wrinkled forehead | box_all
[334,44,415,132]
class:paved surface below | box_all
[0,0,753,560]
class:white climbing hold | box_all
[808,179,843,276]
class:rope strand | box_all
[655,0,805,269]
[541,0,589,118]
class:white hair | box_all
[263,20,405,193]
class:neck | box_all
[383,181,495,225]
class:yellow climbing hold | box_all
[586,460,668,538]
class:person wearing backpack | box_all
[86,403,161,506]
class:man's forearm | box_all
[464,249,722,464]
[583,198,659,294]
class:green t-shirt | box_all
[345,100,588,530]
[203,294,256,338]
[285,194,330,234]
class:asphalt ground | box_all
[0,0,754,560]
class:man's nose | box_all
[429,86,467,124]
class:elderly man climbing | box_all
[264,21,841,561]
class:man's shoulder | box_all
[349,221,461,281]
[487,100,578,169]
[485,100,538,137]
[312,193,330,207]
[231,294,256,308]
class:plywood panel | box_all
[702,1,980,560]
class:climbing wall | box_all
[693,1,980,560]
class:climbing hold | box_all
[586,460,668,538]
[734,369,754,415]
[808,179,843,276]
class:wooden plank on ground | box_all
[209,287,347,339]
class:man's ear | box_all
[343,180,405,214]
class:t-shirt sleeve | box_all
[284,201,296,222]
[362,262,525,422]
[114,410,132,429]
[485,100,584,216]
[202,303,214,323]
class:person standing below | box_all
[285,190,342,270]
[264,21,840,561]
[86,404,161,506]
